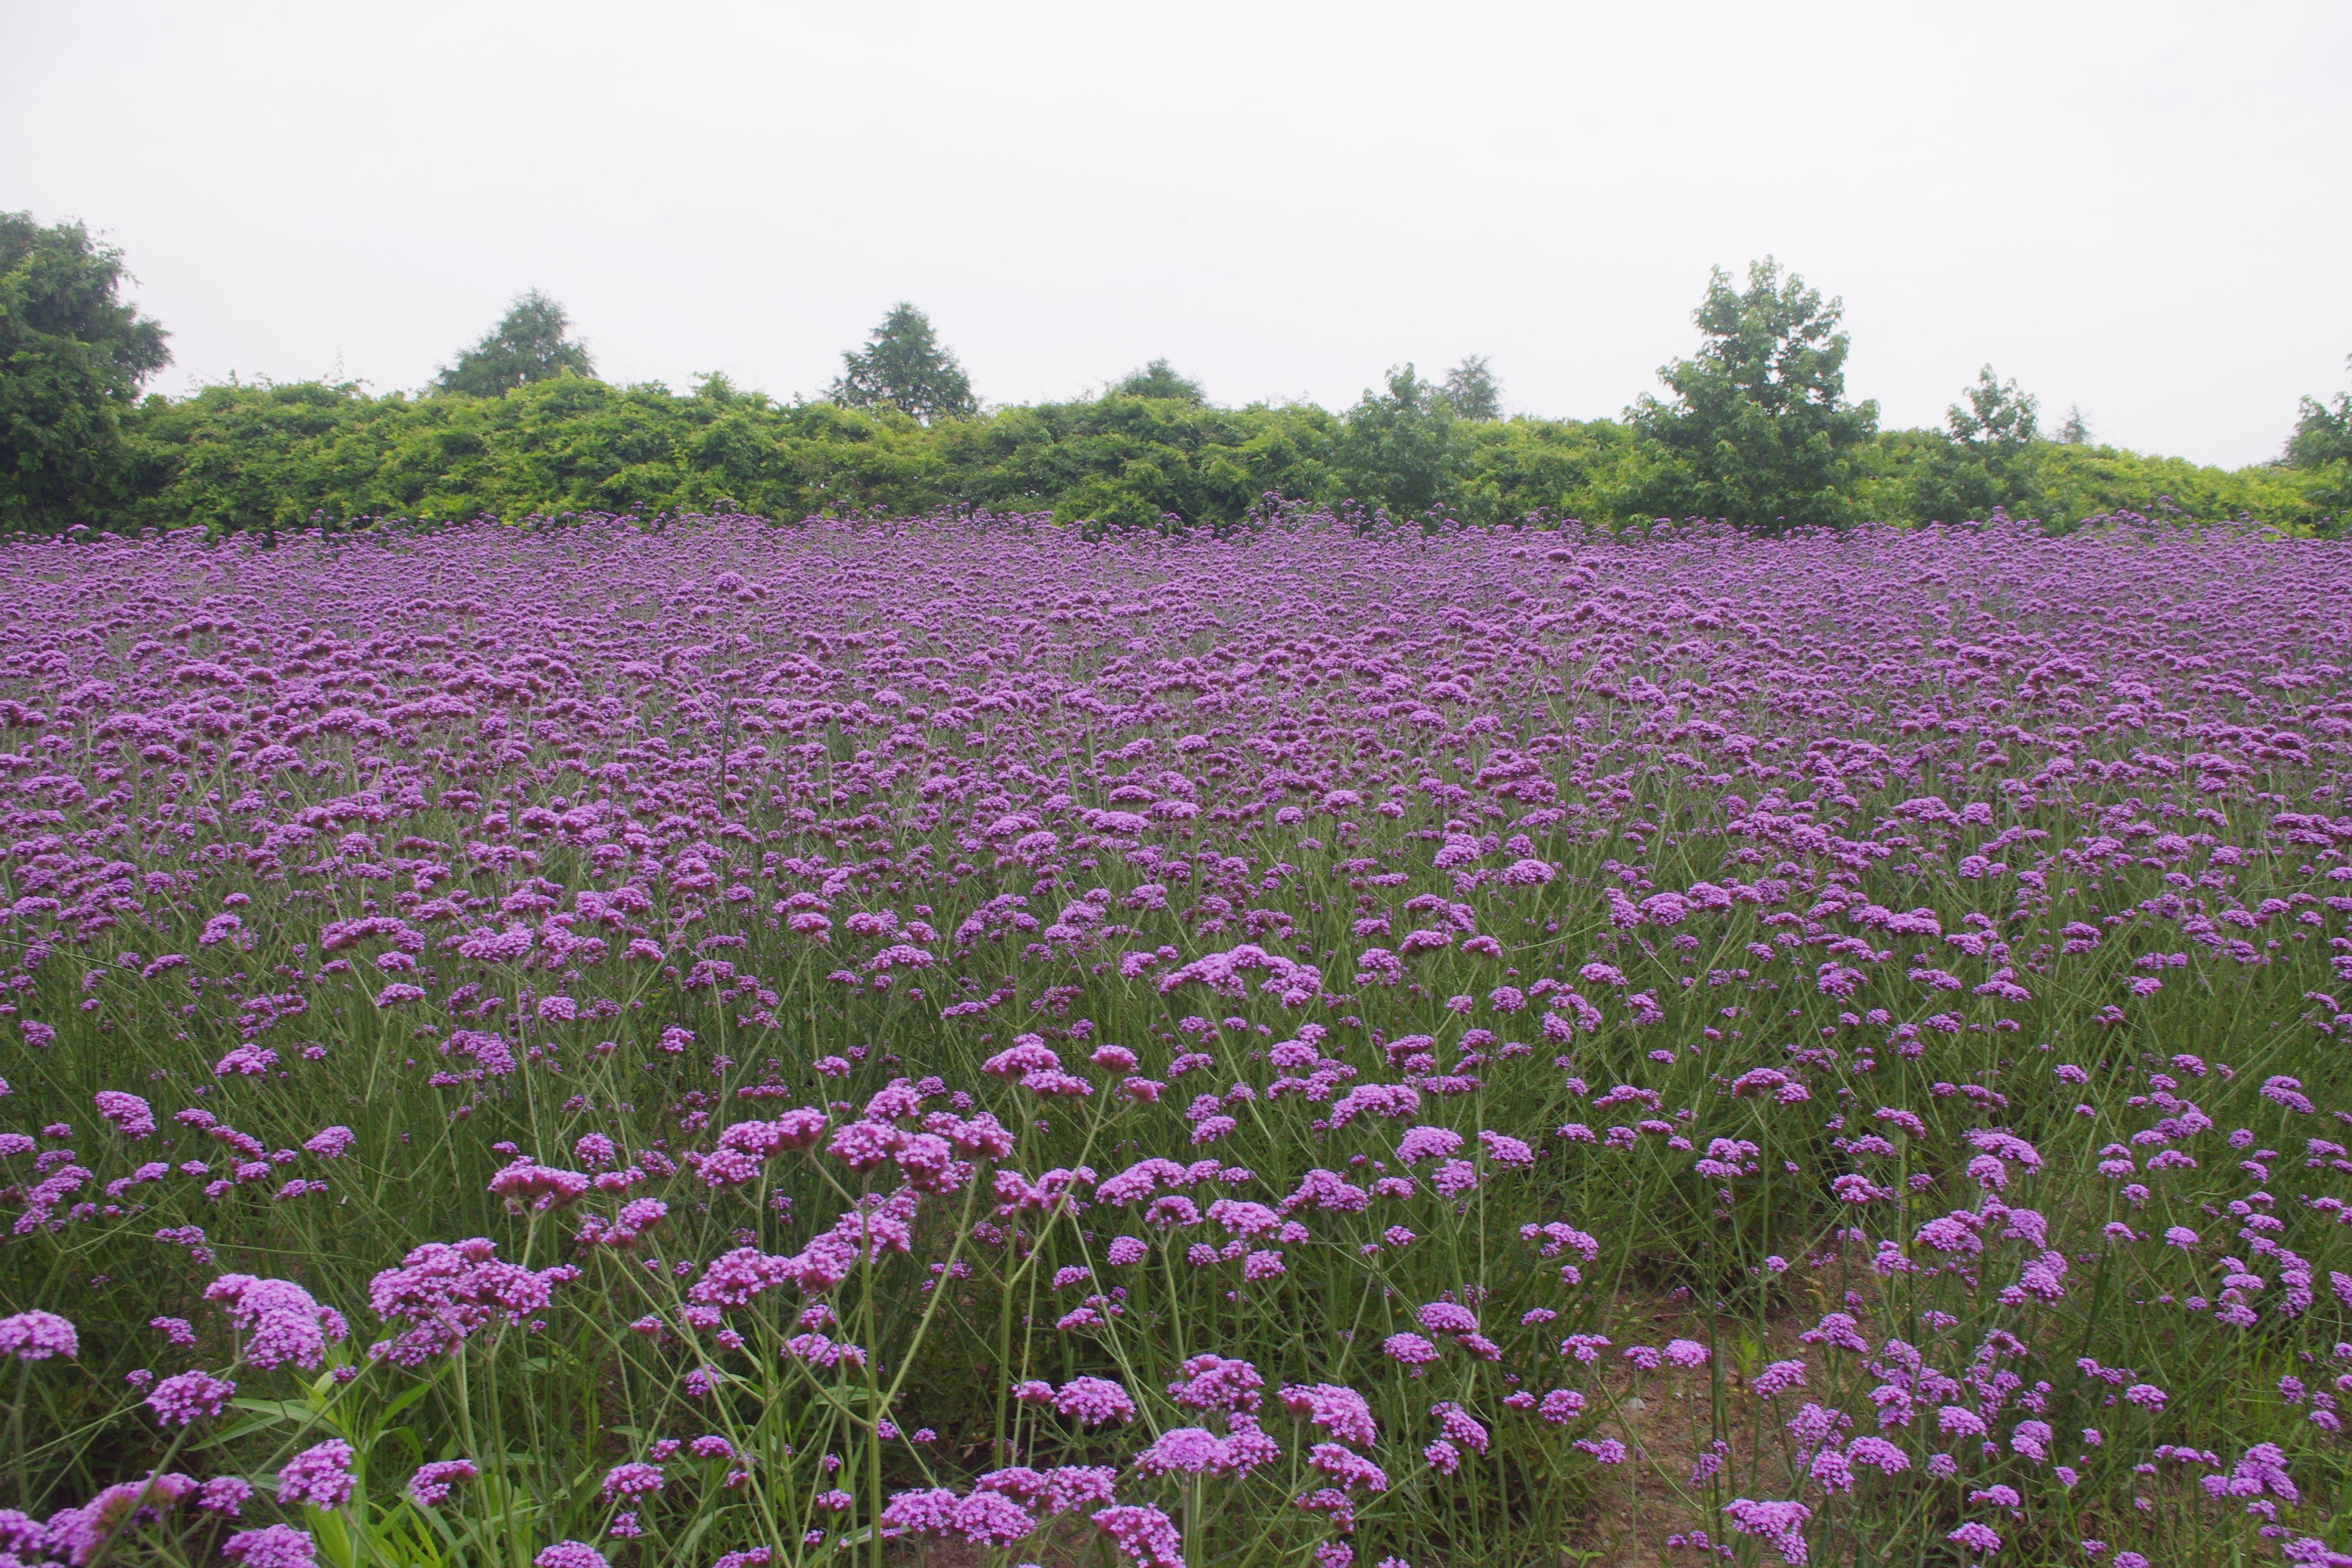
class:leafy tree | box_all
[1629,257,1878,532]
[1442,354,1501,420]
[1907,365,2044,522]
[1337,364,1472,521]
[1948,364,2038,446]
[2285,356,2352,521]
[0,213,171,528]
[1115,359,1205,403]
[2055,405,2092,446]
[2286,357,2352,469]
[434,289,594,397]
[828,303,977,423]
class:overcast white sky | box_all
[4,1,2347,468]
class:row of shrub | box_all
[100,372,2344,537]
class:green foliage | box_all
[1456,416,1642,524]
[432,289,593,398]
[827,302,977,424]
[1442,354,1501,421]
[1629,257,1879,532]
[1114,358,1206,403]
[1948,362,2039,446]
[1897,365,2047,524]
[0,213,172,529]
[2287,358,2352,469]
[2027,439,2333,528]
[99,374,2339,539]
[936,390,1336,534]
[1334,365,1473,521]
[116,374,957,531]
[2284,356,2352,517]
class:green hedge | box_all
[100,372,2343,535]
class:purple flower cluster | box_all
[276,1440,356,1510]
[0,1309,77,1361]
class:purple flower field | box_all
[2,510,2351,1567]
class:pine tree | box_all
[435,291,593,397]
[828,304,976,423]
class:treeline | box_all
[103,370,2337,536]
[6,212,2347,535]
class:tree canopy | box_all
[828,303,977,423]
[2284,355,2352,514]
[1336,364,1473,520]
[2287,358,2351,470]
[1442,355,1501,420]
[1629,257,1879,533]
[1902,365,2045,523]
[0,213,172,528]
[1949,365,2039,447]
[433,289,594,397]
[1115,359,1205,403]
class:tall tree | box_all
[1115,358,1204,402]
[0,213,172,528]
[434,290,593,397]
[2285,356,2352,519]
[1337,364,1470,520]
[1441,354,1501,420]
[1948,364,2038,446]
[2286,356,2352,470]
[1629,257,1877,532]
[828,303,976,423]
[1909,364,2044,522]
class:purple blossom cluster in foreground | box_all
[0,510,2350,1566]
